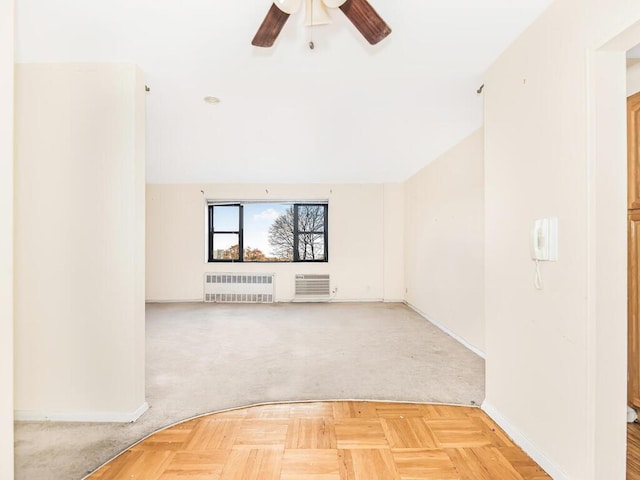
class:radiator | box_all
[204,273,275,303]
[295,274,330,298]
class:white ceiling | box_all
[15,0,554,183]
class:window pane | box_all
[242,203,293,262]
[212,234,239,260]
[297,233,325,261]
[297,205,325,233]
[213,205,239,232]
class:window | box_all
[208,202,328,262]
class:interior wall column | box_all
[0,0,15,477]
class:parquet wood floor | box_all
[629,422,640,479]
[88,401,551,480]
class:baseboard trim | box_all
[146,298,399,304]
[288,298,386,303]
[15,401,149,423]
[404,301,485,359]
[146,299,202,304]
[481,401,568,480]
[291,297,332,303]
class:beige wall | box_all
[483,1,640,478]
[146,183,404,302]
[383,183,405,302]
[404,128,484,353]
[0,0,13,476]
[14,64,147,420]
[629,61,640,96]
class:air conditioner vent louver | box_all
[204,273,274,303]
[295,274,330,297]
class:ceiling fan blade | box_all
[339,0,391,45]
[252,3,291,47]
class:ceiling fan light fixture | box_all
[273,0,301,15]
[321,0,348,8]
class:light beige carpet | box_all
[13,302,485,479]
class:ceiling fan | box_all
[252,0,391,48]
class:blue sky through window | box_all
[212,203,289,258]
[212,205,239,231]
[243,203,288,257]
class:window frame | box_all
[292,203,329,262]
[208,203,244,262]
[207,201,328,263]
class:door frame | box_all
[589,19,640,478]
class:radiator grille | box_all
[295,274,330,297]
[204,273,274,303]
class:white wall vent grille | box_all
[295,274,330,298]
[204,273,274,303]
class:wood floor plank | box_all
[158,450,229,479]
[87,402,552,480]
[420,404,470,420]
[182,418,214,450]
[427,417,499,448]
[133,428,192,451]
[474,415,516,448]
[333,401,379,419]
[447,447,525,480]
[201,419,243,450]
[218,447,283,480]
[103,450,174,480]
[89,451,144,479]
[337,449,356,479]
[380,417,438,449]
[334,418,388,449]
[498,447,551,480]
[286,417,337,449]
[234,419,289,447]
[342,448,401,480]
[446,447,495,480]
[281,449,341,479]
[471,446,526,479]
[629,422,640,480]
[391,448,459,479]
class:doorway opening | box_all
[629,41,640,480]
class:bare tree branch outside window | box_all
[268,206,295,261]
[268,205,326,261]
[296,205,325,261]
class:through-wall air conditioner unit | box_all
[294,274,330,300]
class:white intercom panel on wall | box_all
[530,217,558,261]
